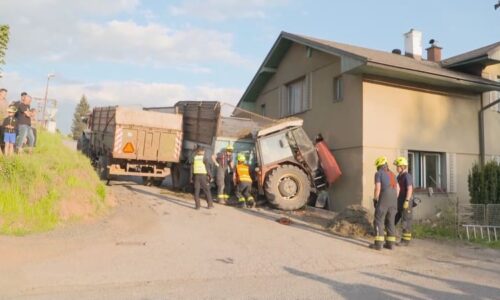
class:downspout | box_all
[479,95,500,167]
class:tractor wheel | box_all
[264,165,311,211]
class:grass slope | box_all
[0,131,107,235]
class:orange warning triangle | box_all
[123,142,135,153]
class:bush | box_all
[0,131,108,235]
[468,161,500,204]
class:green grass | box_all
[0,130,107,235]
[413,223,500,249]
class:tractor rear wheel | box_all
[264,164,310,211]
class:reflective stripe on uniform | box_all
[375,236,385,242]
[236,164,252,183]
[386,236,396,242]
[402,233,412,241]
[193,155,207,174]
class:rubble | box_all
[327,205,374,237]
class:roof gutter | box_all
[365,61,500,91]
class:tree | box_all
[0,25,9,70]
[71,95,91,140]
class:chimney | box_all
[426,39,442,62]
[404,29,422,60]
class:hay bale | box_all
[327,205,374,237]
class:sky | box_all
[0,0,499,134]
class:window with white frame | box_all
[408,151,447,192]
[286,77,306,115]
[333,76,343,102]
[279,75,312,117]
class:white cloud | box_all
[77,20,247,66]
[169,0,288,21]
[0,1,249,69]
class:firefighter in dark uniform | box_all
[214,144,234,203]
[234,153,254,208]
[371,156,398,250]
[191,146,214,210]
[394,157,414,246]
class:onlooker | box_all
[30,108,38,147]
[0,88,8,120]
[15,94,35,154]
[3,106,17,156]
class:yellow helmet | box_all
[393,156,408,167]
[237,153,246,162]
[226,144,234,151]
[374,156,388,168]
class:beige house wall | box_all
[482,64,500,158]
[253,43,364,211]
[362,80,487,216]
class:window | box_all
[408,151,446,192]
[333,76,343,102]
[279,73,312,117]
[287,77,306,115]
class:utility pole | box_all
[42,73,55,128]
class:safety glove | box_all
[403,200,409,209]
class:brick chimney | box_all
[426,41,442,62]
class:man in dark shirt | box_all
[15,94,35,153]
[371,156,398,250]
[394,157,414,246]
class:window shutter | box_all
[304,72,313,110]
[446,152,457,193]
[279,85,288,118]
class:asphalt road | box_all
[1,180,499,300]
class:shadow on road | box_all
[363,270,500,300]
[234,205,371,249]
[283,266,423,300]
[427,257,500,276]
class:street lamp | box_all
[42,73,55,128]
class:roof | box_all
[239,32,500,105]
[441,42,500,68]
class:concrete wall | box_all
[253,43,364,211]
[362,80,484,217]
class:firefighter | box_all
[214,144,234,203]
[191,146,214,210]
[371,156,398,250]
[394,157,414,246]
[234,153,254,208]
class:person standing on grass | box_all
[2,106,18,156]
[0,88,8,120]
[15,94,35,154]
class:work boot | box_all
[369,241,383,251]
[383,242,394,250]
[397,239,410,247]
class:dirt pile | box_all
[327,205,374,237]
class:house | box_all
[237,30,500,218]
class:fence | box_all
[457,204,500,241]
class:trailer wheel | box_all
[142,177,153,186]
[152,178,164,187]
[265,164,310,211]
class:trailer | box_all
[87,106,183,185]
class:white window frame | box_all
[280,73,312,117]
[408,150,446,192]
